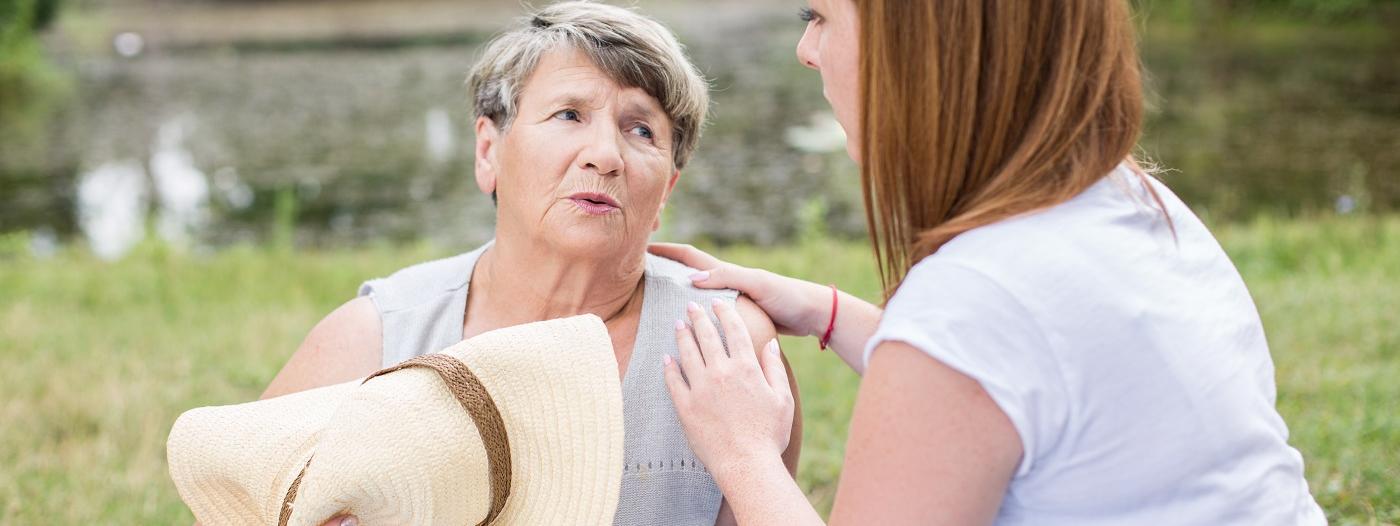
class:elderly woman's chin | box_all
[544,207,642,259]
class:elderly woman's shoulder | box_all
[643,252,729,292]
[377,250,482,290]
[261,296,382,400]
[360,248,487,312]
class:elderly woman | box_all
[257,3,801,526]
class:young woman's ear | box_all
[653,169,682,232]
[474,116,502,196]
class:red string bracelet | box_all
[818,284,838,351]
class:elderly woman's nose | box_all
[579,128,626,175]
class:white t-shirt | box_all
[864,165,1325,524]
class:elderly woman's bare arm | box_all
[187,302,380,525]
[714,296,803,526]
[260,297,383,400]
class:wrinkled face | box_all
[475,48,680,261]
[797,0,861,162]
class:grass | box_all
[0,215,1396,525]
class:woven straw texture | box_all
[167,314,625,525]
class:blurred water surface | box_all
[1,1,1397,257]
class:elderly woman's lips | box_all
[569,197,620,215]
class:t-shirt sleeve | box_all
[863,259,1068,478]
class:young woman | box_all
[657,0,1325,523]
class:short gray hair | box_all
[467,1,710,169]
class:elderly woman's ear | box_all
[474,116,502,197]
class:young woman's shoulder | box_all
[926,172,1197,313]
[259,296,384,400]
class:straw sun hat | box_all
[167,315,625,525]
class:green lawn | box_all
[0,216,1396,524]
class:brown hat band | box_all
[277,353,513,526]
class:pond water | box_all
[2,10,1397,258]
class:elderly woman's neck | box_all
[471,239,647,325]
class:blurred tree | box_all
[1,0,60,29]
[0,0,68,169]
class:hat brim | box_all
[168,315,624,526]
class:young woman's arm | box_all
[666,302,1021,525]
[827,342,1020,524]
[734,296,804,475]
[715,297,803,526]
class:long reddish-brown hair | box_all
[859,0,1168,299]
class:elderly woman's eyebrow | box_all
[546,92,605,111]
[622,102,663,122]
[623,96,670,123]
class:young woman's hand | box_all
[664,299,795,483]
[649,243,829,337]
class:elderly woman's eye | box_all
[554,109,581,121]
[631,124,654,140]
[798,7,820,23]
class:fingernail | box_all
[663,354,673,366]
[767,339,780,354]
[690,271,709,282]
[687,301,700,313]
[341,517,359,526]
[675,319,686,331]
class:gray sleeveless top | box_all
[358,242,736,525]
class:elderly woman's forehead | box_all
[521,50,667,113]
